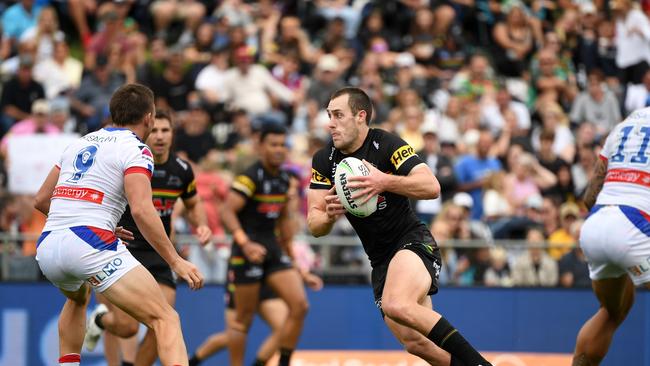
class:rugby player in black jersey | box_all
[308,88,491,366]
[85,110,212,366]
[223,123,320,366]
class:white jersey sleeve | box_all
[44,128,154,231]
[596,107,650,213]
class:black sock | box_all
[450,355,466,366]
[278,348,293,366]
[251,358,266,366]
[189,354,201,366]
[427,317,491,366]
[95,312,106,330]
[121,362,134,366]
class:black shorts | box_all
[224,272,278,309]
[229,239,293,284]
[371,241,441,316]
[129,248,176,289]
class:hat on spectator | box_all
[453,192,473,209]
[579,2,597,14]
[395,52,416,68]
[317,54,339,72]
[50,97,70,114]
[32,99,50,115]
[560,202,580,220]
[420,122,438,136]
[526,194,543,210]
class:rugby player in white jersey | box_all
[575,107,650,365]
[33,83,204,366]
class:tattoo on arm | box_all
[583,160,607,210]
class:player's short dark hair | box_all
[330,87,373,125]
[109,84,155,126]
[259,123,287,142]
[155,109,173,127]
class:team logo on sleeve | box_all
[390,145,415,170]
[139,145,154,162]
[232,175,256,197]
[311,168,331,186]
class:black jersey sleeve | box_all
[384,132,424,176]
[178,158,198,200]
[309,148,333,190]
[231,165,258,198]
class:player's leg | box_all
[134,283,176,366]
[58,284,91,364]
[382,247,490,366]
[384,297,451,366]
[255,298,289,365]
[265,268,309,366]
[119,335,139,366]
[190,309,234,366]
[85,294,140,352]
[573,275,635,366]
[228,282,262,366]
[96,293,125,366]
[101,265,189,366]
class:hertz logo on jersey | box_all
[390,145,415,170]
[311,168,331,186]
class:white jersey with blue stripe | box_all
[597,107,650,213]
[43,127,154,232]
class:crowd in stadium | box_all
[0,0,649,288]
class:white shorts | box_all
[580,205,650,286]
[36,226,140,293]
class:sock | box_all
[189,355,201,366]
[95,312,106,330]
[251,358,266,366]
[59,353,80,366]
[122,362,134,366]
[427,318,491,366]
[451,355,466,366]
[278,348,293,366]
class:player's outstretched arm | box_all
[34,166,60,216]
[307,186,345,237]
[349,161,440,203]
[125,173,204,289]
[182,195,212,245]
[583,158,607,210]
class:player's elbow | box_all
[307,216,328,238]
[423,178,440,200]
[33,195,48,215]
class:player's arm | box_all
[125,173,203,289]
[583,157,608,210]
[221,190,267,262]
[307,186,345,237]
[34,166,60,216]
[350,161,440,202]
[182,194,212,245]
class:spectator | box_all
[221,45,294,122]
[70,55,124,133]
[175,101,218,164]
[0,99,60,157]
[481,86,531,136]
[612,0,650,85]
[625,68,650,113]
[306,54,345,114]
[572,144,597,197]
[558,219,590,288]
[536,129,565,176]
[33,39,83,99]
[569,69,621,134]
[512,227,559,287]
[152,46,196,112]
[491,2,536,78]
[150,0,206,44]
[263,15,316,66]
[1,0,42,53]
[596,19,621,89]
[503,152,557,215]
[531,47,577,108]
[531,102,575,163]
[19,6,64,63]
[136,37,169,88]
[454,128,502,220]
[0,55,45,136]
[484,246,513,287]
[483,171,514,225]
[194,46,229,107]
[451,53,497,102]
[397,105,425,151]
[548,201,581,260]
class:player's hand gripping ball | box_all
[334,157,378,217]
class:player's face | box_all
[260,133,288,168]
[327,94,365,152]
[146,118,173,156]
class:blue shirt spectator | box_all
[454,130,502,220]
[1,0,42,41]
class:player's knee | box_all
[121,319,140,337]
[289,297,309,318]
[235,309,256,329]
[381,299,414,325]
[403,337,431,359]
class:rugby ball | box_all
[334,157,378,218]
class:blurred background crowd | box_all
[1,0,649,288]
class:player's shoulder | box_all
[622,107,650,125]
[172,155,192,172]
[313,141,336,163]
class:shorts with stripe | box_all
[580,205,650,286]
[36,226,140,293]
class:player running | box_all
[574,107,650,365]
[34,83,203,366]
[307,87,491,366]
[85,110,212,365]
